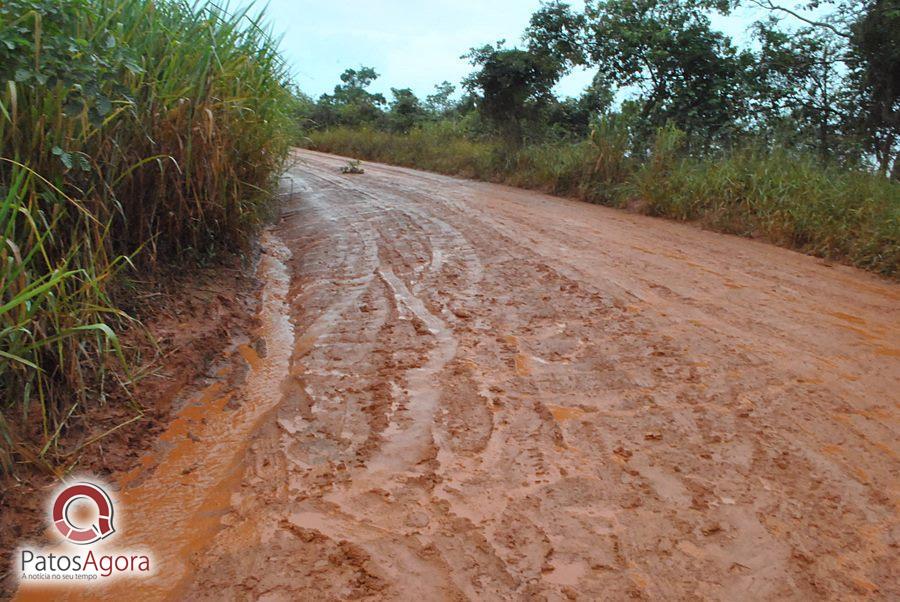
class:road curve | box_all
[25,149,899,600]
[192,149,898,600]
[198,150,900,600]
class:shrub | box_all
[0,0,294,471]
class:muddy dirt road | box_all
[20,149,899,600]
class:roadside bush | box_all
[0,0,294,471]
[639,149,900,272]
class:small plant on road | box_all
[341,160,365,174]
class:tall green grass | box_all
[0,0,294,472]
[308,125,899,276]
[632,149,899,273]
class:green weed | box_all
[0,0,294,472]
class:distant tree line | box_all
[297,0,900,178]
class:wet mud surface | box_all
[18,149,899,600]
[1,255,261,599]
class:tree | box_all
[525,1,587,67]
[849,0,900,176]
[746,0,853,39]
[463,43,562,142]
[746,0,899,174]
[752,20,850,160]
[579,0,753,149]
[387,88,426,133]
[315,66,386,128]
[542,74,615,139]
[425,81,457,115]
[524,0,754,148]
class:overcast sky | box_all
[249,0,775,101]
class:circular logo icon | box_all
[52,482,116,545]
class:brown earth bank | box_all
[10,148,900,601]
[0,255,261,598]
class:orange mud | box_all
[15,149,899,600]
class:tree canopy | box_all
[298,0,900,176]
[463,43,562,141]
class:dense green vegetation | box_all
[301,0,899,275]
[0,0,293,471]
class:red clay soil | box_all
[0,257,261,598]
[10,149,900,600]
